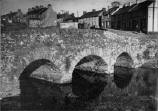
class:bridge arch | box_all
[115,52,134,68]
[19,59,62,109]
[69,48,108,75]
[19,59,59,80]
[71,54,108,100]
[114,52,134,89]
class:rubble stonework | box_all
[1,28,158,96]
[1,28,158,110]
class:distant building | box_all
[1,9,25,24]
[57,13,65,23]
[26,4,57,28]
[79,8,106,29]
[111,0,158,33]
[64,17,79,23]
[57,12,79,29]
[64,15,79,23]
[102,5,119,29]
[60,22,78,29]
[57,12,76,23]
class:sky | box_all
[1,0,140,16]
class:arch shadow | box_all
[114,52,134,89]
[19,59,58,80]
[19,59,63,110]
[72,55,108,101]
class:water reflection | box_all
[136,61,158,96]
[114,66,133,89]
[72,55,108,101]
[114,52,134,89]
[72,68,108,100]
[1,56,158,110]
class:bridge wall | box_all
[17,29,158,83]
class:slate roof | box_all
[129,0,153,12]
[57,13,75,20]
[80,10,103,19]
[27,7,48,15]
[103,7,119,15]
[2,12,18,18]
[113,4,136,15]
[57,13,69,19]
[113,0,153,15]
[64,17,79,22]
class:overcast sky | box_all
[1,0,140,16]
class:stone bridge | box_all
[21,28,158,83]
[2,28,158,110]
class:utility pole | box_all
[61,10,64,14]
[77,11,79,17]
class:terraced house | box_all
[26,4,57,28]
[57,12,76,23]
[1,9,25,24]
[79,8,106,29]
[102,1,120,29]
[111,0,158,33]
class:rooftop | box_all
[103,6,119,15]
[57,13,75,20]
[2,12,18,18]
[113,0,153,15]
[27,7,48,15]
[129,0,153,12]
[80,10,103,19]
[113,4,135,15]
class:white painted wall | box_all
[40,6,57,27]
[154,0,158,32]
[29,20,41,27]
[148,1,158,32]
[78,16,100,28]
[60,22,78,29]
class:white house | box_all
[111,0,158,33]
[147,0,158,33]
[27,4,57,28]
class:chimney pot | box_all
[102,8,106,11]
[48,4,52,7]
[83,11,87,15]
[92,9,96,12]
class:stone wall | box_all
[1,28,158,97]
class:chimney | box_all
[83,11,87,15]
[32,7,35,11]
[108,6,110,10]
[28,8,31,12]
[66,11,69,14]
[40,5,44,8]
[127,2,131,6]
[92,9,96,12]
[48,4,52,8]
[136,0,138,4]
[102,8,106,12]
[35,5,39,9]
[71,13,75,17]
[17,9,21,12]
